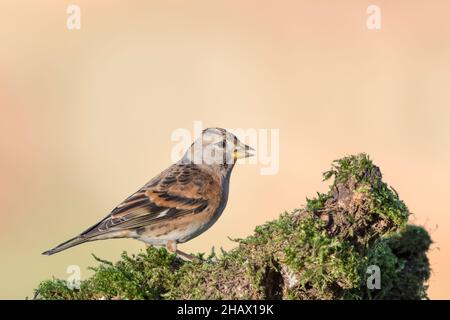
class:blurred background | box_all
[1,0,449,299]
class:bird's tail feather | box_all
[42,236,90,255]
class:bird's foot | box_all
[175,249,199,262]
[166,240,199,262]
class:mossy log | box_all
[36,154,431,300]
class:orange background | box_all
[0,0,449,299]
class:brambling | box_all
[43,128,254,259]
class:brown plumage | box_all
[43,128,254,259]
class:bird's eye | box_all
[215,141,226,148]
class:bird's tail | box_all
[42,236,90,255]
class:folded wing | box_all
[79,164,221,238]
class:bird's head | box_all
[181,127,255,166]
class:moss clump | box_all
[323,154,409,226]
[37,248,181,300]
[306,193,330,213]
[282,217,362,299]
[35,153,431,300]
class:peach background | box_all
[1,0,449,299]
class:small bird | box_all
[43,128,254,259]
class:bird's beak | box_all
[233,143,255,159]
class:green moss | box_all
[35,154,431,300]
[361,239,399,299]
[283,218,362,299]
[368,184,409,227]
[243,212,295,246]
[386,225,432,255]
[324,153,409,226]
[37,247,181,300]
[37,279,80,300]
[306,193,330,213]
[360,225,431,300]
[323,153,376,185]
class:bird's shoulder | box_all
[152,163,222,197]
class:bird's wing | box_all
[79,164,221,238]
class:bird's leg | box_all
[166,240,177,253]
[166,240,196,261]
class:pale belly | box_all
[137,221,204,245]
[134,212,214,245]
